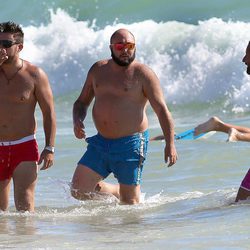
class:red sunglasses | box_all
[111,43,135,51]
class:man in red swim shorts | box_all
[0,136,39,180]
[0,22,56,212]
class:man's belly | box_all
[0,118,36,141]
[93,113,148,139]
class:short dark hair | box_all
[0,21,24,43]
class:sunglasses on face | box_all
[0,40,19,48]
[111,43,135,51]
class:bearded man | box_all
[71,28,177,204]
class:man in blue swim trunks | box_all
[71,28,177,204]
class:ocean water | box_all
[1,1,250,249]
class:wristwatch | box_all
[44,146,55,153]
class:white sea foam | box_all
[19,9,250,112]
[0,188,238,220]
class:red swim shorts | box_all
[240,169,250,191]
[0,135,39,181]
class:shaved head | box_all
[110,29,135,44]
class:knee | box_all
[120,197,140,205]
[0,205,8,211]
[70,185,93,201]
[15,189,34,212]
[0,199,9,211]
[119,185,140,205]
[71,188,82,200]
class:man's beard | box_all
[111,50,135,66]
[247,66,250,75]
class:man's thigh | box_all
[71,164,104,192]
[12,162,38,209]
[0,179,11,210]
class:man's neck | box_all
[1,57,21,70]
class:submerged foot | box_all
[194,116,222,136]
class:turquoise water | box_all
[2,0,250,26]
[1,1,250,249]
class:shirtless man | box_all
[71,28,177,204]
[0,22,56,211]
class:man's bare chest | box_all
[0,80,35,104]
[94,73,142,95]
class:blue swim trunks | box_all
[78,131,149,185]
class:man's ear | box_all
[17,43,23,52]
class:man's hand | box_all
[0,48,8,65]
[164,144,178,167]
[73,119,86,139]
[38,149,54,170]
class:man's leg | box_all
[235,169,250,202]
[95,181,120,199]
[71,164,119,200]
[12,162,37,212]
[235,187,250,202]
[119,184,141,204]
[0,179,11,211]
[195,116,250,135]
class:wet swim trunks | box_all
[78,131,149,185]
[240,169,250,191]
[0,135,39,181]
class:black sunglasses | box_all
[0,40,19,48]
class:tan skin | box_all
[71,29,177,204]
[0,32,56,211]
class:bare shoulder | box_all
[86,59,110,84]
[133,61,158,81]
[89,59,110,73]
[23,60,48,83]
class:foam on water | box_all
[0,188,240,220]
[19,9,250,113]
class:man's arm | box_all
[35,67,56,170]
[73,67,95,139]
[141,65,177,166]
